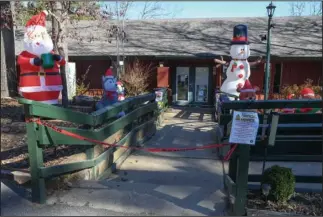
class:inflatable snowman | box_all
[220,24,251,100]
[17,10,66,104]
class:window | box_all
[273,63,282,93]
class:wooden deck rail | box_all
[18,92,159,204]
[218,99,322,216]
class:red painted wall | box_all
[71,57,321,96]
[281,61,322,86]
[69,58,112,89]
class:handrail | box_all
[221,99,322,109]
[19,91,159,204]
[18,93,156,126]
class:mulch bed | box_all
[247,189,322,216]
[0,98,100,171]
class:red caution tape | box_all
[26,118,236,159]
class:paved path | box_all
[2,107,321,216]
[47,108,227,216]
[1,182,148,216]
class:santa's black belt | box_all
[20,72,60,76]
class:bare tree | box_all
[290,1,322,16]
[1,1,17,98]
[140,1,174,19]
[309,1,322,15]
[98,1,182,78]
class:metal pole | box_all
[264,16,272,100]
[121,16,125,75]
[116,0,120,79]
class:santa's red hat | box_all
[239,80,256,93]
[104,68,114,78]
[116,81,123,86]
[25,10,48,31]
[300,88,315,97]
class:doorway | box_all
[176,67,190,103]
[195,67,209,103]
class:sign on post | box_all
[229,111,259,145]
[155,91,163,102]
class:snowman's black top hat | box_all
[231,24,249,45]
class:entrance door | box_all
[195,67,209,103]
[176,67,189,102]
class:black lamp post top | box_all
[266,1,276,17]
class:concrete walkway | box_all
[46,108,227,216]
[2,107,321,216]
[1,181,149,216]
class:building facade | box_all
[15,16,322,105]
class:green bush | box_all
[261,165,295,203]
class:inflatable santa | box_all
[295,88,321,114]
[220,24,251,100]
[17,10,66,104]
[299,88,315,99]
[237,79,258,101]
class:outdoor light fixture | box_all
[259,34,267,41]
[266,1,276,18]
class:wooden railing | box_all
[217,99,322,216]
[18,93,158,204]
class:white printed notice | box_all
[229,111,259,145]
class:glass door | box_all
[195,67,209,103]
[176,67,189,102]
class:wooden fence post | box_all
[86,144,96,179]
[231,144,250,215]
[25,105,46,203]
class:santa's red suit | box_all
[237,79,257,100]
[17,10,66,104]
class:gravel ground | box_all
[1,98,95,170]
[247,190,322,216]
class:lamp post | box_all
[261,2,276,193]
[264,1,276,100]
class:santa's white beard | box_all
[24,39,54,56]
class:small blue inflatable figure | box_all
[96,68,118,110]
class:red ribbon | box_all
[25,118,235,158]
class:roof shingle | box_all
[14,16,322,57]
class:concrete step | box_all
[47,180,227,216]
